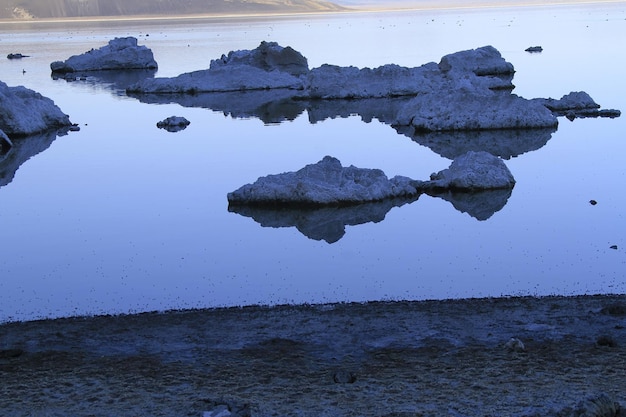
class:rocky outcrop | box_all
[227,156,418,207]
[127,43,618,131]
[534,91,621,120]
[50,37,158,74]
[306,63,441,99]
[394,90,558,131]
[127,41,307,94]
[418,151,516,191]
[228,153,514,208]
[438,45,515,76]
[0,80,74,136]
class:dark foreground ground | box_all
[1,295,626,417]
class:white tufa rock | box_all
[50,37,158,73]
[0,80,73,136]
[227,156,419,207]
[424,151,516,191]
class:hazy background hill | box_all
[0,0,347,19]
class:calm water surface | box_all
[0,3,625,322]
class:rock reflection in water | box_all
[394,126,556,160]
[52,69,157,96]
[229,196,418,243]
[230,187,511,242]
[426,188,513,221]
[129,90,307,124]
[129,89,556,160]
[88,83,561,239]
[0,129,69,188]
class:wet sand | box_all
[1,295,626,417]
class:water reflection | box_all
[52,69,156,96]
[48,76,557,239]
[229,196,418,243]
[230,186,512,242]
[394,126,556,160]
[0,128,70,188]
[130,90,307,124]
[426,188,513,221]
[128,89,556,159]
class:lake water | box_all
[1,3,625,322]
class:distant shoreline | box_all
[0,0,622,25]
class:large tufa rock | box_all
[228,153,515,208]
[0,80,73,136]
[438,45,515,76]
[211,40,309,76]
[306,63,441,99]
[227,156,418,207]
[126,42,618,130]
[305,46,514,99]
[395,90,558,131]
[419,151,516,191]
[127,41,307,94]
[50,37,158,73]
[534,91,621,120]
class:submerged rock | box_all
[0,80,73,136]
[227,156,419,207]
[50,37,158,73]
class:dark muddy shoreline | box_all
[1,295,626,416]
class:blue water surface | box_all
[0,3,624,322]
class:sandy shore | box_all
[1,295,626,417]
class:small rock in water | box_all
[525,46,543,53]
[590,199,598,205]
[156,116,190,132]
